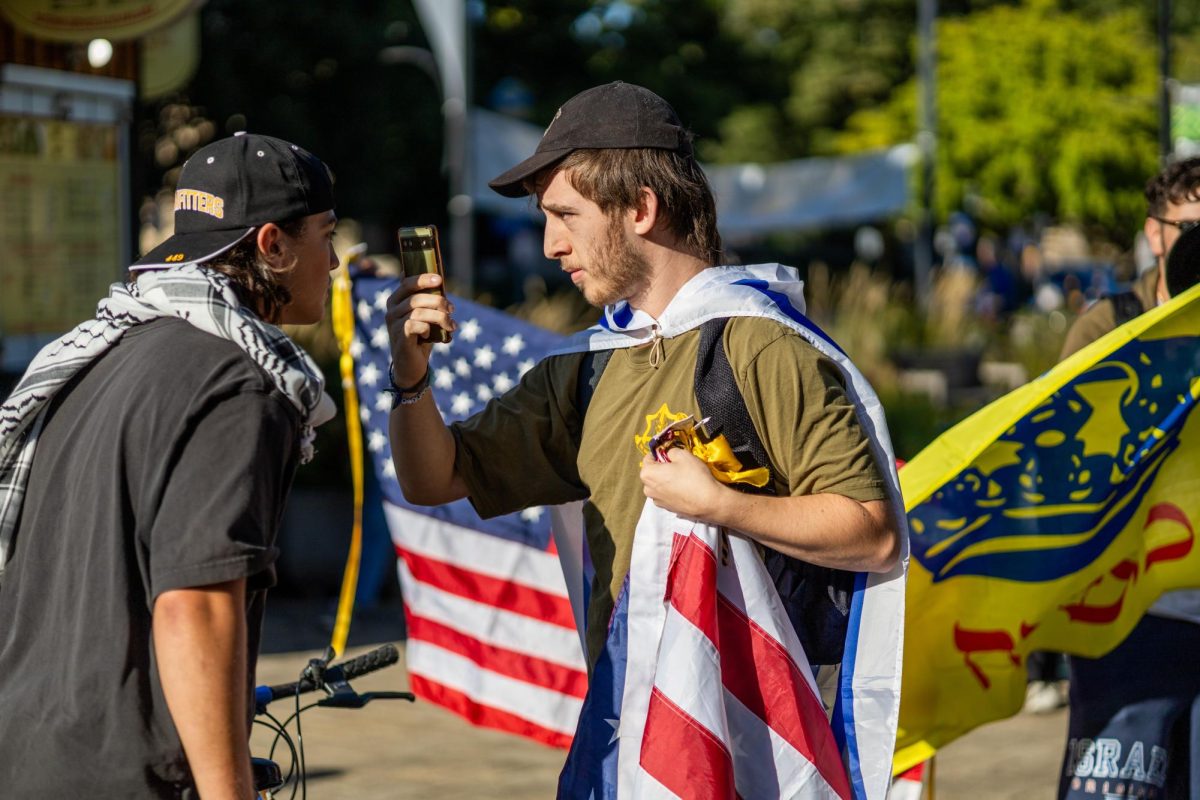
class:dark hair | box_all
[535,148,723,264]
[205,216,307,324]
[1145,157,1200,216]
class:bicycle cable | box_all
[294,687,306,800]
[257,711,300,795]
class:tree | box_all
[471,0,784,161]
[836,1,1160,244]
[699,0,1030,161]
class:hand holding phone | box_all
[397,225,451,345]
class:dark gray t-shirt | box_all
[0,317,301,798]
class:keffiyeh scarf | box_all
[0,264,335,576]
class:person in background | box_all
[1055,160,1200,800]
[1060,158,1200,359]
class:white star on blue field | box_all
[350,274,569,549]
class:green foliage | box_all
[710,0,918,158]
[473,0,784,157]
[837,1,1160,245]
[701,105,791,164]
[705,0,1024,159]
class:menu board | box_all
[0,116,123,340]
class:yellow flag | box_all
[895,283,1200,773]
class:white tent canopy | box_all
[469,107,916,236]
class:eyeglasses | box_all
[1151,216,1200,234]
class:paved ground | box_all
[254,598,1069,798]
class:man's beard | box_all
[577,218,651,308]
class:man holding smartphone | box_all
[0,133,337,798]
[385,82,904,789]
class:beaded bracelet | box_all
[387,364,431,407]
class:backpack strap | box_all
[1105,290,1144,327]
[693,317,854,666]
[693,318,777,496]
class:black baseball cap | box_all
[131,132,335,271]
[488,81,693,198]
[1165,221,1200,298]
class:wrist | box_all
[704,482,742,528]
[389,362,429,393]
[386,363,431,408]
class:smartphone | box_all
[397,224,451,344]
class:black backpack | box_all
[1106,290,1144,327]
[576,317,856,665]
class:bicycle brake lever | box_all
[316,689,415,709]
[301,645,336,687]
[360,691,416,703]
[313,664,363,707]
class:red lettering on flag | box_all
[1144,503,1194,572]
[953,623,1020,689]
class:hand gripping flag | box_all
[559,506,859,799]
[894,282,1200,772]
[350,273,588,747]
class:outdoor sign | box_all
[0,116,123,349]
[0,0,202,43]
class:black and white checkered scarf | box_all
[0,264,336,575]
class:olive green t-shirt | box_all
[451,316,887,663]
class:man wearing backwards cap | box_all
[385,82,905,793]
[0,132,338,798]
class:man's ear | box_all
[1145,216,1165,260]
[256,223,286,267]
[631,187,660,236]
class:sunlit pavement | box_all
[254,598,1067,799]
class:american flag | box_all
[559,505,857,799]
[350,274,587,747]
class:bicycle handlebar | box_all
[255,643,400,707]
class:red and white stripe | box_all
[618,503,855,799]
[385,503,587,747]
[635,531,851,799]
[886,762,928,800]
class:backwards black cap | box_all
[487,81,693,198]
[131,132,335,271]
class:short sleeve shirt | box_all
[452,316,886,663]
[0,318,301,797]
